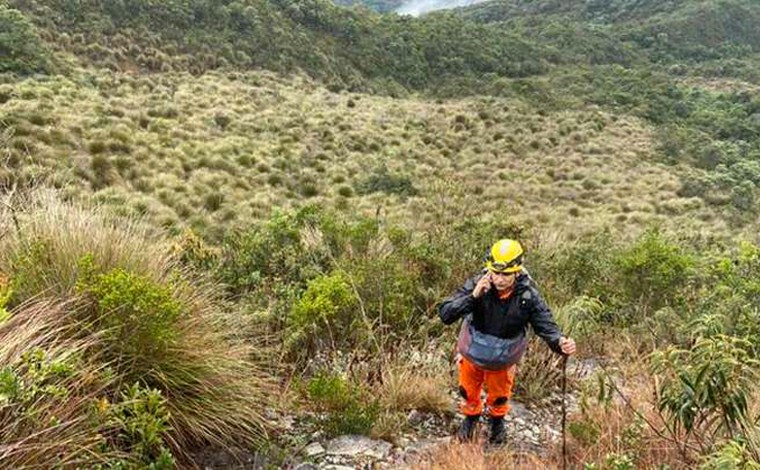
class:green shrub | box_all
[267,174,283,186]
[0,347,73,408]
[305,372,380,437]
[337,185,353,197]
[531,231,616,306]
[90,154,113,189]
[651,335,759,443]
[288,271,358,352]
[99,382,175,469]
[615,229,695,319]
[203,192,224,212]
[568,419,601,446]
[76,256,182,369]
[0,7,51,74]
[300,183,319,198]
[217,207,333,295]
[702,439,760,469]
[0,309,112,469]
[0,276,10,324]
[555,296,605,342]
[0,193,272,462]
[355,166,418,198]
[213,113,232,130]
[604,453,635,470]
[88,140,107,154]
[690,242,760,355]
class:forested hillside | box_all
[2,0,760,468]
[6,0,760,220]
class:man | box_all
[438,239,576,444]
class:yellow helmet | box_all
[484,239,524,273]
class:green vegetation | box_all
[304,371,381,437]
[2,0,760,467]
[7,0,553,90]
[0,5,51,74]
[0,194,272,467]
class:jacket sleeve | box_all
[525,288,564,354]
[438,276,479,325]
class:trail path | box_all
[194,359,601,469]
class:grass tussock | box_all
[2,70,738,241]
[413,442,547,469]
[0,191,273,466]
[378,356,452,415]
[0,300,117,468]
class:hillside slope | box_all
[2,70,725,240]
[3,0,760,237]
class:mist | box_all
[395,0,488,16]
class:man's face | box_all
[490,270,517,291]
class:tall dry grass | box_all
[0,190,171,303]
[0,300,119,468]
[378,354,453,415]
[0,191,274,465]
[413,442,549,469]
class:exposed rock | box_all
[304,442,326,457]
[326,435,392,459]
[293,464,318,470]
[407,409,423,426]
[280,415,295,431]
[509,400,530,418]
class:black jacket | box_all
[438,272,563,354]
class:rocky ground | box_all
[272,392,579,470]
[193,358,600,469]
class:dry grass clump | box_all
[0,190,170,303]
[377,354,453,415]
[2,69,742,240]
[413,442,548,469]
[0,301,117,468]
[554,333,703,469]
[0,191,273,465]
[560,373,688,469]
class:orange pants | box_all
[458,356,516,418]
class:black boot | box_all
[457,415,479,442]
[488,416,506,445]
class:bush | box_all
[614,229,695,320]
[203,191,224,212]
[305,372,380,437]
[702,439,760,469]
[213,113,232,129]
[337,185,353,197]
[569,419,601,447]
[300,183,319,198]
[0,302,115,468]
[288,270,358,352]
[99,383,175,468]
[76,256,182,374]
[0,275,10,324]
[0,7,51,74]
[355,166,418,198]
[217,207,332,295]
[651,335,759,449]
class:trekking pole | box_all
[561,354,568,470]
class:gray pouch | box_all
[457,315,527,370]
